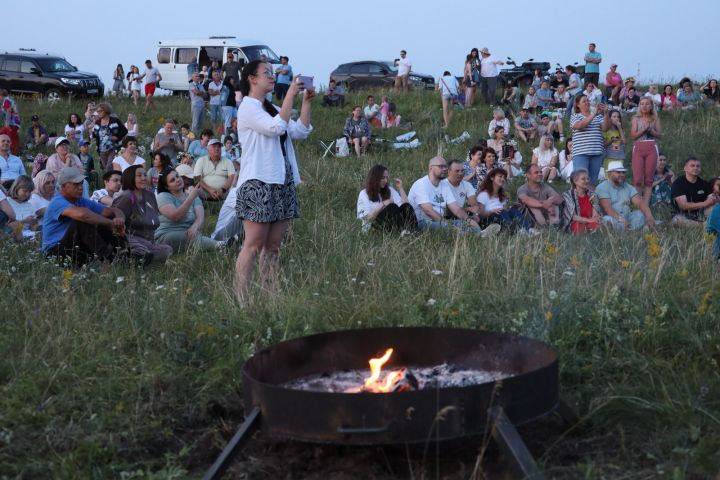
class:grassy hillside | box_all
[1,91,720,479]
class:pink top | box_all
[606,72,622,87]
[46,153,83,178]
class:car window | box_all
[157,48,171,64]
[242,45,280,63]
[368,64,385,74]
[20,61,36,74]
[36,58,75,72]
[175,48,198,65]
[199,46,223,68]
[2,60,20,72]
[350,63,369,74]
[335,64,350,74]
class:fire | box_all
[364,348,394,390]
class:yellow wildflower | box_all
[545,243,559,257]
[544,311,553,322]
[677,270,689,280]
[620,260,631,269]
[570,255,581,268]
[62,270,73,289]
[698,291,712,315]
[522,255,534,266]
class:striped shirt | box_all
[570,113,604,156]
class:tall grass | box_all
[1,91,720,478]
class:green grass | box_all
[1,91,720,479]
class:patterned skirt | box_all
[236,179,299,223]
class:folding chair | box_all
[320,139,336,158]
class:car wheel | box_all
[45,89,64,104]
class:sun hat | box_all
[480,47,490,55]
[607,161,627,173]
[54,137,69,148]
[207,139,222,146]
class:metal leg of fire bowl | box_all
[203,406,262,480]
[556,398,580,426]
[488,406,544,480]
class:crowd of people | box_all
[1,42,720,301]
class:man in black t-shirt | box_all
[670,156,717,224]
[549,70,569,92]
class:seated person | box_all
[536,81,554,108]
[41,167,127,266]
[6,175,40,238]
[146,152,172,193]
[644,85,662,109]
[661,84,678,111]
[532,135,559,182]
[211,184,244,242]
[670,156,717,225]
[152,119,184,162]
[553,84,570,108]
[0,134,26,189]
[155,167,226,252]
[47,137,84,178]
[702,79,720,105]
[0,186,22,242]
[523,86,538,111]
[111,136,146,172]
[112,165,173,264]
[442,160,480,217]
[463,145,484,189]
[193,138,236,200]
[558,137,574,182]
[622,87,641,112]
[221,136,241,167]
[343,106,372,157]
[30,170,56,217]
[474,147,500,186]
[187,129,214,159]
[487,108,511,138]
[78,140,96,187]
[25,115,49,149]
[677,81,702,109]
[487,127,523,177]
[650,152,675,208]
[91,170,122,206]
[549,69,569,92]
[561,169,602,235]
[618,77,636,102]
[536,112,565,142]
[499,81,521,113]
[408,156,498,237]
[180,123,196,152]
[583,82,602,111]
[596,161,655,230]
[384,101,401,128]
[514,107,537,142]
[322,80,345,107]
[477,167,534,234]
[356,164,415,233]
[517,164,563,227]
[364,95,382,127]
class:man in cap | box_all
[193,138,236,200]
[42,167,127,266]
[25,115,48,149]
[596,161,655,230]
[514,107,538,142]
[478,47,504,104]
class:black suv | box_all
[330,60,434,91]
[497,58,551,88]
[0,52,104,101]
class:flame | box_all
[364,348,393,389]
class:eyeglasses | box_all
[252,69,274,78]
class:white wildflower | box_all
[426,298,436,306]
[116,276,125,283]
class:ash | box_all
[282,363,509,393]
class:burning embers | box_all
[283,348,508,393]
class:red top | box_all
[578,193,593,218]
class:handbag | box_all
[440,77,459,104]
[335,137,350,157]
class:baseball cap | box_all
[31,115,39,121]
[78,139,89,147]
[54,137,70,148]
[607,161,627,173]
[207,139,222,146]
[57,167,86,185]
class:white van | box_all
[155,37,281,93]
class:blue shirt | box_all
[536,88,553,107]
[188,140,208,158]
[276,64,293,85]
[42,194,105,253]
[585,51,601,74]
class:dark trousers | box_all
[485,206,531,232]
[275,83,290,101]
[372,203,417,232]
[584,73,599,88]
[479,76,498,104]
[46,220,127,266]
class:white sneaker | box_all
[527,227,541,236]
[479,223,501,238]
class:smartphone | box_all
[297,75,314,92]
[601,95,608,104]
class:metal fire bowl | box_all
[242,327,559,445]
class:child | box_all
[90,170,121,206]
[380,96,390,128]
[603,109,625,174]
[221,136,240,169]
[384,102,401,128]
[78,139,97,187]
[180,123,195,152]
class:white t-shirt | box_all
[111,156,146,172]
[480,56,500,77]
[356,187,402,229]
[439,75,459,96]
[477,191,507,211]
[212,185,239,239]
[130,72,142,91]
[397,57,411,76]
[532,147,558,168]
[29,192,49,213]
[408,175,456,222]
[91,188,110,203]
[442,179,475,209]
[7,198,37,221]
[64,124,85,138]
[144,67,160,84]
[208,81,223,106]
[0,190,6,201]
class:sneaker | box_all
[527,227,541,236]
[479,223,501,238]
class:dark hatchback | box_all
[0,53,104,101]
[329,60,434,91]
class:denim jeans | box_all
[603,211,646,231]
[191,104,205,135]
[209,104,222,125]
[573,153,604,184]
[418,219,481,235]
[222,106,237,130]
[706,205,720,258]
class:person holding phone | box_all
[234,60,314,304]
[356,164,415,233]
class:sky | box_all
[4,0,718,94]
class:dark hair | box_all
[448,159,464,169]
[67,113,81,127]
[475,139,488,149]
[121,164,145,191]
[239,59,265,96]
[364,164,390,202]
[678,77,691,89]
[366,95,374,100]
[180,123,190,130]
[469,145,484,158]
[157,167,176,194]
[201,129,214,139]
[152,151,172,170]
[493,125,505,135]
[573,94,587,113]
[103,170,121,183]
[684,156,700,166]
[481,147,497,165]
[443,71,451,77]
[708,177,720,192]
[478,168,507,202]
[564,136,573,156]
[122,136,137,148]
[565,65,576,73]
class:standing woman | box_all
[234,59,314,304]
[462,54,475,108]
[630,97,662,208]
[91,103,128,171]
[570,94,608,186]
[129,65,142,106]
[112,64,125,97]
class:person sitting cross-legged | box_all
[193,138,236,200]
[408,156,499,237]
[517,163,563,227]
[477,167,535,234]
[322,80,345,107]
[670,156,718,225]
[41,167,128,266]
[514,107,537,142]
[356,164,416,233]
[561,169,603,235]
[91,170,122,207]
[596,161,655,231]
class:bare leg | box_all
[234,220,271,305]
[258,220,289,295]
[643,186,652,210]
[361,137,369,155]
[548,167,558,182]
[352,138,361,156]
[517,130,528,142]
